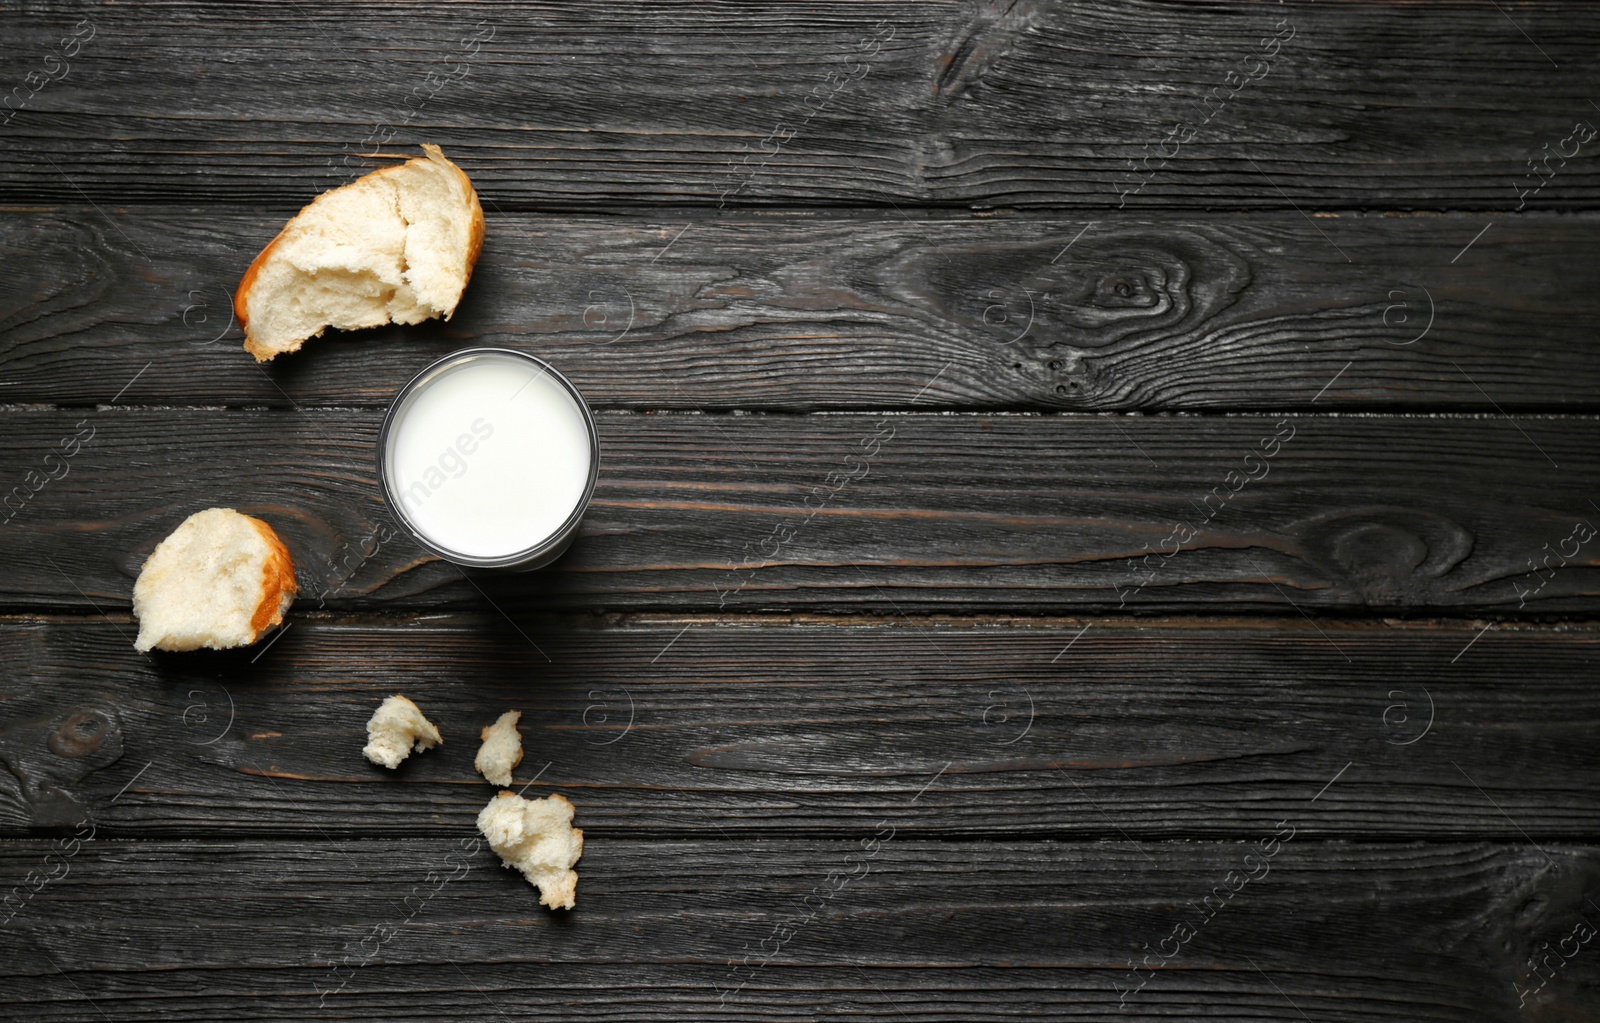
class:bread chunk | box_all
[234,144,484,361]
[132,508,296,652]
[363,695,442,769]
[475,710,524,787]
[476,791,583,910]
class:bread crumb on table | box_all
[475,710,524,786]
[476,791,583,910]
[363,695,442,769]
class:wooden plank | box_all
[3,613,1597,838]
[3,208,1594,410]
[0,836,1589,1021]
[4,2,1599,209]
[0,409,1596,614]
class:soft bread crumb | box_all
[476,791,583,910]
[363,695,442,769]
[235,144,484,361]
[475,710,523,787]
[132,508,296,653]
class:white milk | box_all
[384,351,594,560]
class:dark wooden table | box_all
[3,1,1599,1019]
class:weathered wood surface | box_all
[4,1,1599,210]
[3,209,1593,411]
[5,1,1599,1020]
[3,837,1595,1021]
[3,409,1595,614]
[1,614,1594,839]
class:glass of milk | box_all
[378,348,599,569]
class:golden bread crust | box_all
[244,514,297,637]
[235,225,287,361]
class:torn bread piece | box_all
[476,791,583,910]
[474,710,523,787]
[132,507,296,653]
[363,695,442,769]
[235,144,485,362]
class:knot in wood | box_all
[48,709,115,758]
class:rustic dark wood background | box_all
[3,1,1599,1019]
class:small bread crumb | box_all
[475,710,523,787]
[363,695,442,769]
[476,791,583,910]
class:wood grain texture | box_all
[2,613,1596,839]
[2,208,1593,411]
[2,837,1595,1021]
[3,1,1599,210]
[1,409,1595,614]
[4,3,1598,1020]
